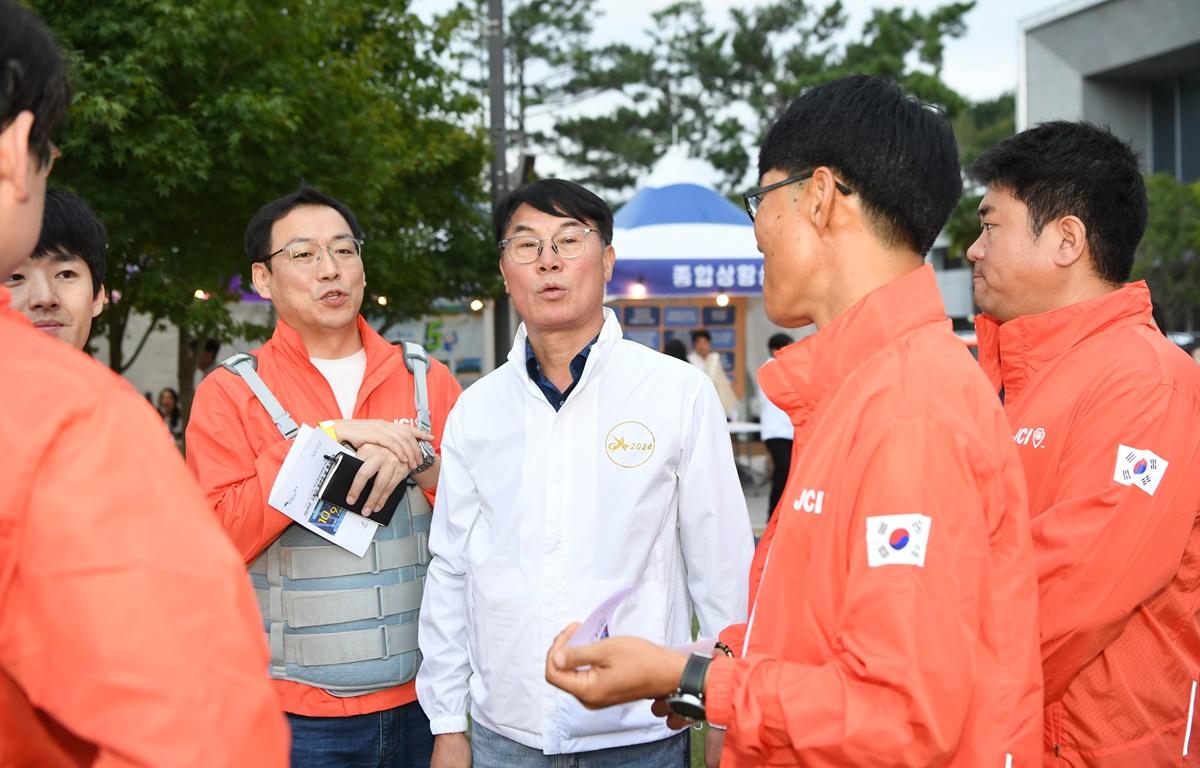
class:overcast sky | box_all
[414,0,1065,100]
[411,0,1068,183]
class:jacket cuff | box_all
[705,656,737,729]
[429,715,469,735]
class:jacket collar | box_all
[508,307,623,398]
[975,281,1153,400]
[759,264,949,430]
[266,314,402,404]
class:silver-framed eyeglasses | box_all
[268,237,364,269]
[498,227,598,264]
[742,170,854,221]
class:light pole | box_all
[487,0,510,367]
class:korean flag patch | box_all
[1113,444,1169,496]
[866,514,932,568]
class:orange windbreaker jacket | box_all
[977,282,1200,767]
[708,265,1043,767]
[0,290,288,766]
[186,315,461,717]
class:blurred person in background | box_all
[689,329,739,418]
[663,337,688,362]
[757,332,794,520]
[158,386,185,451]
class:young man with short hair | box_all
[545,75,1043,767]
[5,187,106,350]
[418,178,753,767]
[0,2,288,764]
[970,121,1200,766]
[187,185,462,768]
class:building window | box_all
[1152,72,1200,183]
[1151,79,1177,176]
[1181,73,1200,183]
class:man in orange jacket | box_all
[0,2,288,764]
[970,121,1200,766]
[545,75,1043,767]
[187,185,462,767]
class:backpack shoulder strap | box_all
[398,341,432,432]
[220,352,299,440]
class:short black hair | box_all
[33,188,106,297]
[758,75,961,255]
[691,329,712,343]
[0,0,70,168]
[663,338,688,361]
[971,121,1146,284]
[493,179,613,247]
[768,332,793,351]
[244,185,363,266]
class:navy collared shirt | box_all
[525,336,598,411]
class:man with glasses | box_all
[187,185,462,767]
[545,75,1043,766]
[417,178,753,767]
[0,1,288,764]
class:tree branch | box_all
[118,315,162,374]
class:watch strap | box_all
[678,653,712,699]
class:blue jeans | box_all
[471,722,688,768]
[287,701,433,768]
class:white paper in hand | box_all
[268,424,379,557]
[567,586,634,647]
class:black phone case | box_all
[318,452,406,527]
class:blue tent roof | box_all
[614,183,748,229]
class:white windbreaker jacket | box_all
[417,309,754,754]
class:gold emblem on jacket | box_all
[604,421,656,468]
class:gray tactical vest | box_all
[221,342,434,696]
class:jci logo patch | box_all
[605,421,656,468]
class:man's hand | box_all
[650,697,696,731]
[430,733,471,768]
[331,419,434,469]
[347,443,410,516]
[544,622,688,709]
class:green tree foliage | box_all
[36,0,497,389]
[548,0,975,195]
[1134,174,1200,332]
[504,0,599,156]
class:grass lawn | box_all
[689,723,709,768]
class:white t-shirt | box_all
[310,348,367,419]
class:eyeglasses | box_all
[742,170,854,221]
[268,237,363,269]
[498,227,598,264]
[41,143,61,177]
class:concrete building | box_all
[1020,0,1200,182]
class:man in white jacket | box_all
[418,179,754,768]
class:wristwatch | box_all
[412,440,437,475]
[665,653,712,721]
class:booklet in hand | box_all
[318,452,408,527]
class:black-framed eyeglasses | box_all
[498,227,598,264]
[268,237,363,269]
[742,170,854,221]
